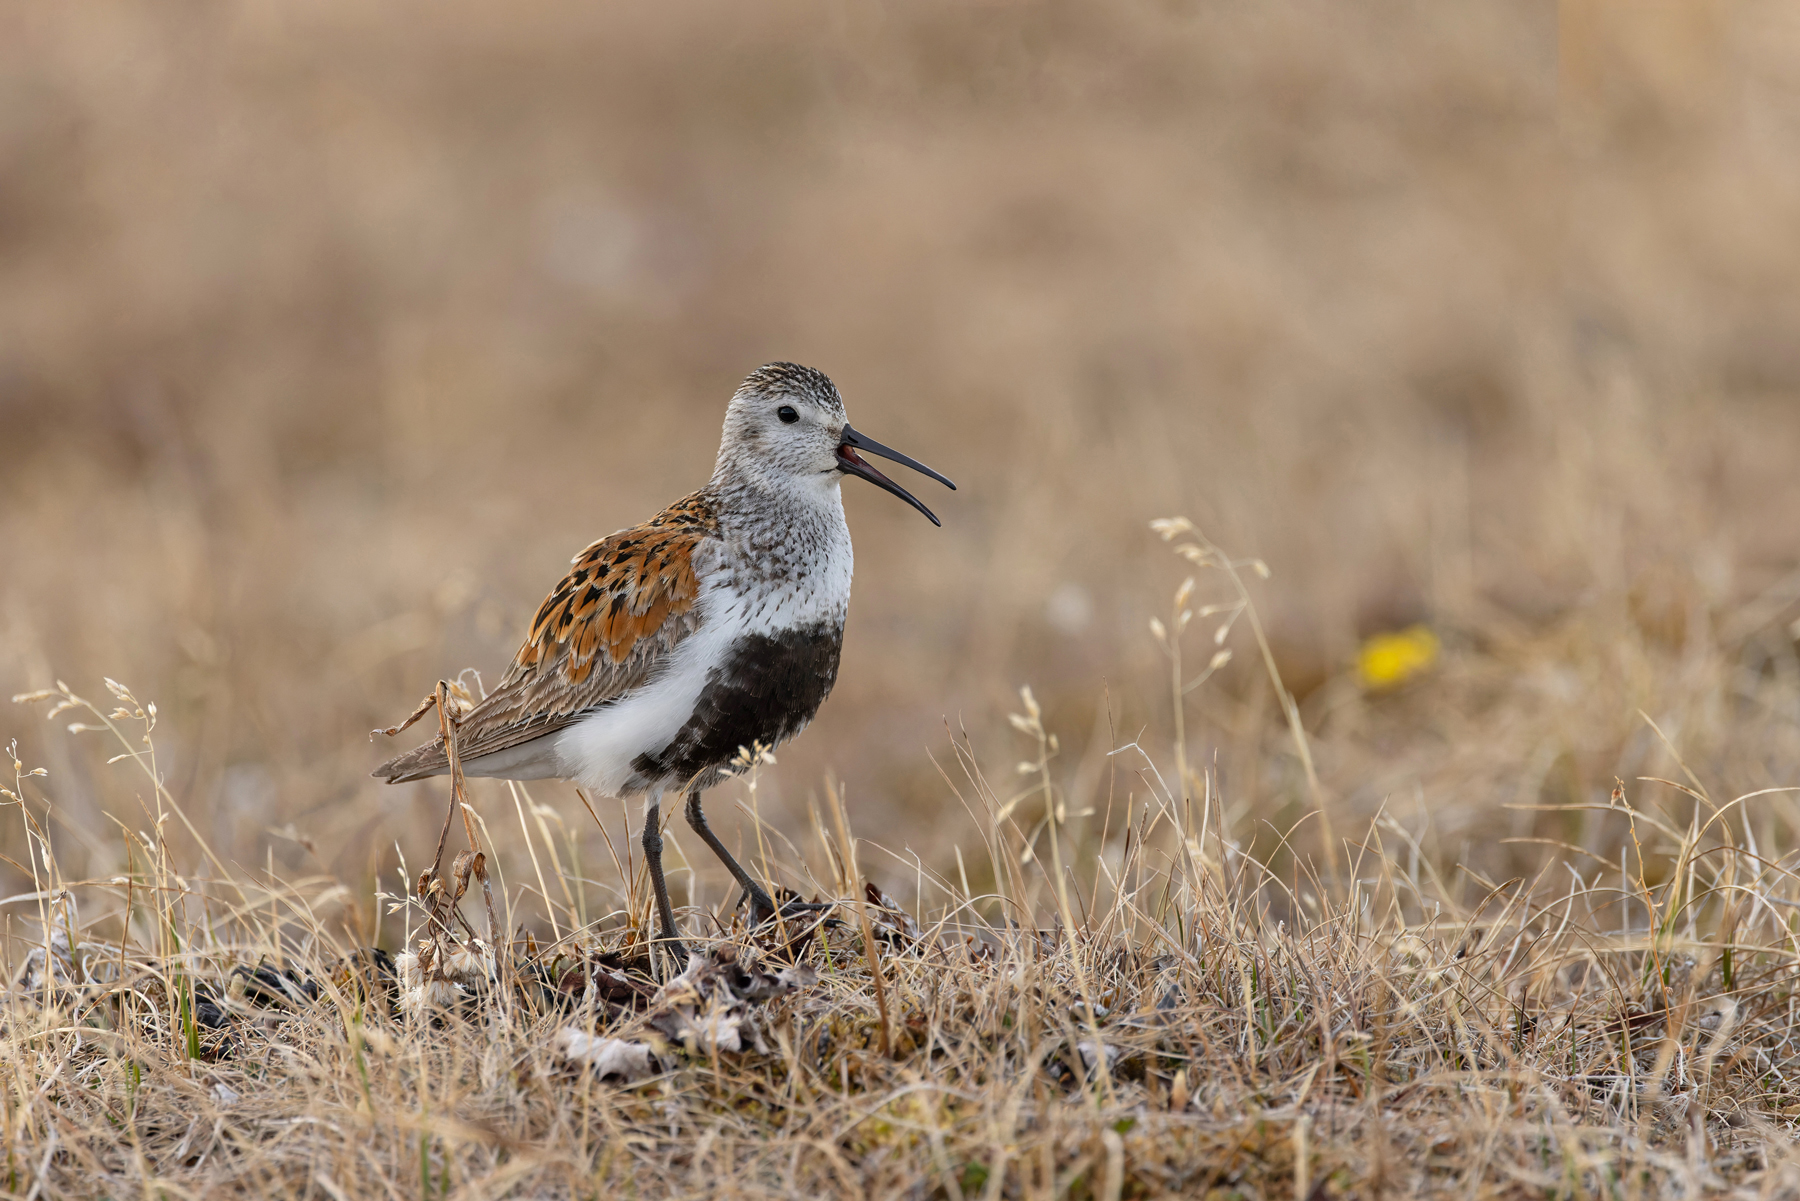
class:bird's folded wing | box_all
[373,491,719,782]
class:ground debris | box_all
[638,942,814,1054]
[557,941,819,1077]
[862,882,925,946]
[9,891,80,997]
[332,946,398,1008]
[524,945,657,1017]
[555,1029,659,1081]
[227,961,321,1009]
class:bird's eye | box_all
[777,405,799,424]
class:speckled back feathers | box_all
[372,492,723,782]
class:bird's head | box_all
[717,362,955,524]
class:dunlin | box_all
[374,363,953,962]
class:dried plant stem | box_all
[1154,520,1338,888]
[426,680,480,879]
[1237,585,1333,878]
[827,777,891,1058]
[509,782,564,943]
[1018,687,1113,1103]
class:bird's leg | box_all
[683,789,832,924]
[640,797,688,970]
[682,788,775,918]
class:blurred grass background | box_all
[4,1,1799,913]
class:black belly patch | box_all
[633,622,842,788]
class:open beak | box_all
[836,424,956,527]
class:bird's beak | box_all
[836,424,956,527]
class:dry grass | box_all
[7,2,1800,1197]
[6,524,1800,1198]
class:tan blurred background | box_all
[4,1,1800,915]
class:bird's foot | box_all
[739,885,835,928]
[648,933,690,981]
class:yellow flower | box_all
[1357,625,1440,690]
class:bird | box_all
[373,362,954,965]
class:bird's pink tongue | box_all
[839,444,897,487]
